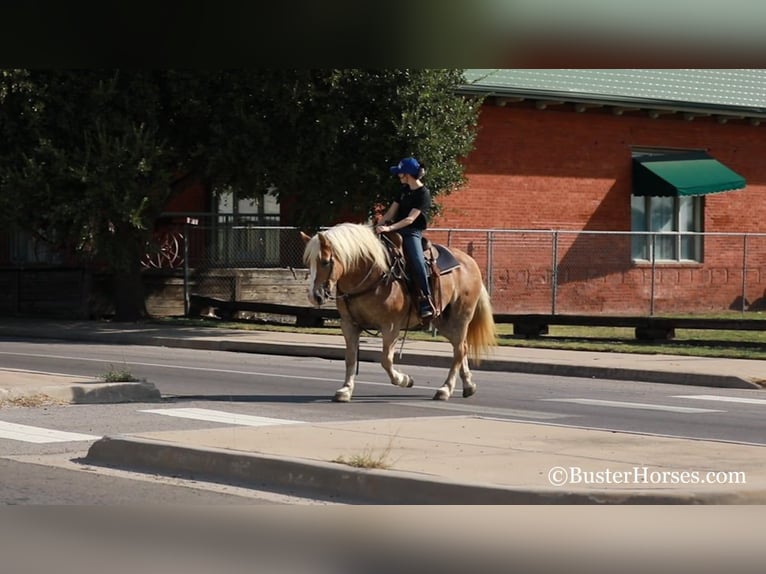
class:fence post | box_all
[182,216,198,317]
[741,233,748,313]
[551,230,559,315]
[650,233,656,316]
[183,221,190,316]
[486,230,493,295]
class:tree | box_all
[0,70,276,320]
[261,69,481,229]
[0,69,480,320]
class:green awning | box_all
[632,151,746,197]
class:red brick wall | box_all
[432,102,766,314]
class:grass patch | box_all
[100,363,142,383]
[333,446,393,470]
[332,434,398,470]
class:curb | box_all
[133,338,763,390]
[1,382,161,404]
[83,435,761,504]
[0,323,760,390]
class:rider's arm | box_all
[385,208,421,232]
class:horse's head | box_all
[301,230,341,307]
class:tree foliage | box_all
[0,69,480,319]
[261,69,481,229]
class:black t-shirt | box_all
[393,184,431,230]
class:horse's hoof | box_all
[463,384,477,398]
[393,376,414,388]
[332,392,351,403]
[432,388,450,401]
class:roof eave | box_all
[456,85,766,119]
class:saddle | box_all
[379,231,460,319]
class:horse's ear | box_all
[299,231,312,244]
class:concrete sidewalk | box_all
[1,317,765,503]
[85,414,766,504]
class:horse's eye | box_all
[320,258,332,267]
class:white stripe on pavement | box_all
[139,408,301,427]
[395,401,575,420]
[540,398,724,413]
[0,421,98,444]
[673,394,766,405]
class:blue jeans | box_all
[399,228,431,302]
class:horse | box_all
[300,222,496,402]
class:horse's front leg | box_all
[334,319,362,402]
[380,326,414,389]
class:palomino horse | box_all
[300,222,496,402]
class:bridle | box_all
[314,245,391,302]
[316,254,335,302]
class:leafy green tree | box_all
[262,69,481,229]
[0,70,275,320]
[0,69,480,320]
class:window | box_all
[631,148,704,262]
[631,194,702,262]
[214,187,281,266]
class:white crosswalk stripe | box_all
[672,394,766,405]
[139,407,302,427]
[540,398,724,413]
[0,421,98,444]
[395,401,574,420]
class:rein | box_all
[336,263,389,302]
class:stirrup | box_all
[418,296,434,319]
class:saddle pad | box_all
[433,244,460,274]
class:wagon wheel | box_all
[140,230,185,269]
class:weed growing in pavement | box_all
[332,434,399,470]
[100,363,143,383]
[333,447,393,470]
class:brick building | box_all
[426,69,766,315]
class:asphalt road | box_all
[1,338,765,445]
[2,338,766,504]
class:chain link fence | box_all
[145,221,766,317]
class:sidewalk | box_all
[1,317,765,503]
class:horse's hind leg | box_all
[381,327,414,389]
[433,317,475,400]
[460,356,476,398]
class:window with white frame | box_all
[631,194,702,262]
[631,148,704,262]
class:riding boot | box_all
[418,293,434,319]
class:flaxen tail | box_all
[466,284,497,363]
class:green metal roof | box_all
[462,69,766,116]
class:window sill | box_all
[632,259,703,267]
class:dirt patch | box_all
[0,394,68,408]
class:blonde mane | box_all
[303,223,390,273]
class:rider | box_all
[375,156,434,319]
